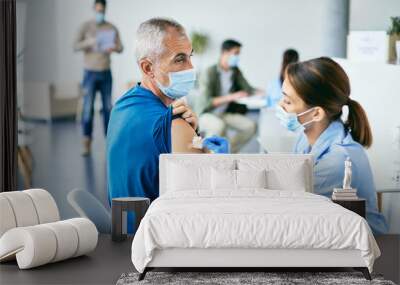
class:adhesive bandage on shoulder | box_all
[191,135,204,149]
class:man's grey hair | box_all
[135,17,186,63]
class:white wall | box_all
[334,59,400,233]
[350,0,400,31]
[21,0,348,100]
[20,0,59,82]
[347,0,400,233]
[21,0,400,94]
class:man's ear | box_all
[313,106,327,122]
[139,59,154,78]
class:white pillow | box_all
[168,162,210,191]
[211,169,267,191]
[266,166,307,191]
[166,160,235,192]
[237,169,267,189]
[237,159,309,191]
[211,168,236,190]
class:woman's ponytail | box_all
[346,99,373,148]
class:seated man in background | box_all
[196,39,260,153]
[107,18,227,232]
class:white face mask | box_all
[149,59,196,100]
[155,68,196,100]
[95,12,105,24]
[228,54,240,67]
[275,105,316,132]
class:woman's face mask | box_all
[275,105,316,132]
[156,68,196,100]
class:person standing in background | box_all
[265,49,299,108]
[74,0,123,155]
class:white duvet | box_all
[131,190,380,273]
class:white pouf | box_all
[0,189,98,269]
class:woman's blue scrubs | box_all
[294,120,388,235]
[265,78,283,108]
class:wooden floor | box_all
[0,234,398,285]
[373,234,400,284]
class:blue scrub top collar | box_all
[307,120,350,161]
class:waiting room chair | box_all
[67,188,111,234]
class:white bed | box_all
[131,154,380,280]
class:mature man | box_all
[196,39,259,153]
[107,18,225,231]
[74,0,123,155]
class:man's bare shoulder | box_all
[171,118,202,153]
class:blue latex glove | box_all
[202,136,230,154]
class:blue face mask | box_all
[156,68,196,100]
[95,12,105,24]
[228,54,240,67]
[275,105,316,132]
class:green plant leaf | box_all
[190,31,209,55]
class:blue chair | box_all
[67,189,111,233]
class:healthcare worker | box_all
[107,18,227,233]
[275,57,388,235]
[265,49,299,108]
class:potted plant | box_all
[190,31,209,55]
[190,31,210,86]
[388,16,400,63]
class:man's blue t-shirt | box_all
[107,84,174,230]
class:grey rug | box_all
[116,271,396,285]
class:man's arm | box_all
[235,68,256,95]
[171,118,203,153]
[171,118,230,154]
[113,27,123,53]
[211,91,248,107]
[197,67,248,112]
[73,23,96,52]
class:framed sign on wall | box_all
[347,31,389,63]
